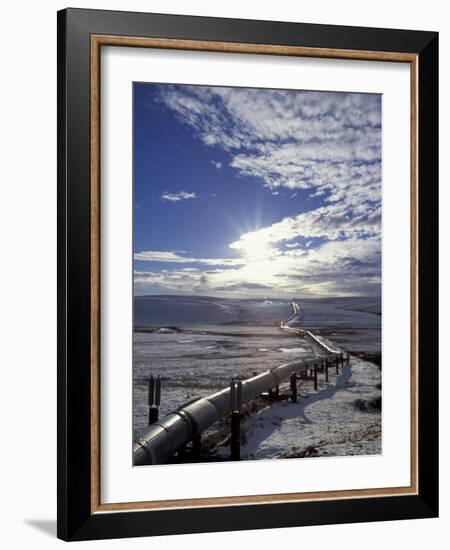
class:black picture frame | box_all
[57,7,438,541]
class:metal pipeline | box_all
[280,325,341,355]
[133,353,341,466]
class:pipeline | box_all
[282,301,301,326]
[134,352,342,466]
[279,324,341,355]
[304,330,341,354]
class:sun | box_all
[230,230,272,261]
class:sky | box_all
[133,82,382,299]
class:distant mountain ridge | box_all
[134,295,381,327]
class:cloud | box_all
[140,84,382,298]
[134,250,243,267]
[160,191,198,202]
[213,282,272,292]
[229,202,381,252]
[134,251,188,263]
[134,234,381,298]
[155,85,381,210]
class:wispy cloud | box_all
[134,250,243,267]
[134,235,381,298]
[155,86,381,211]
[155,86,381,202]
[139,84,382,297]
[160,191,198,202]
[229,202,381,250]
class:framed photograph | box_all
[57,8,438,541]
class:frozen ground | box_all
[133,324,314,439]
[133,295,381,458]
[135,295,380,329]
[213,356,381,460]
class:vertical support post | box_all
[336,356,339,375]
[274,385,280,398]
[314,364,318,391]
[148,376,154,406]
[230,378,242,461]
[149,406,159,424]
[148,375,160,425]
[231,412,240,460]
[148,376,154,425]
[325,360,329,382]
[290,372,297,403]
[155,375,161,407]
